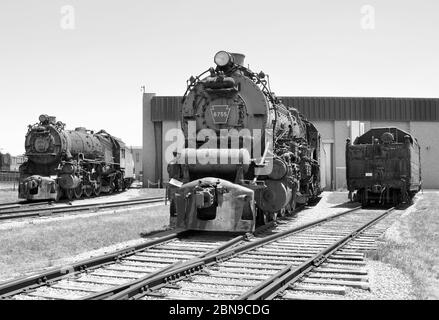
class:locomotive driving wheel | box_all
[84,185,93,198]
[74,184,83,199]
[116,177,124,192]
[93,177,102,196]
[65,189,74,201]
[108,180,116,194]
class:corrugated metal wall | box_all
[151,96,181,122]
[280,97,439,121]
[150,95,439,122]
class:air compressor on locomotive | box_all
[167,51,321,232]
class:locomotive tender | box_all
[167,51,321,232]
[346,127,421,206]
[19,115,134,201]
[0,151,12,172]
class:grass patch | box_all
[0,188,19,203]
[0,204,169,282]
[372,192,439,299]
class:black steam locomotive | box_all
[19,115,134,201]
[346,127,422,206]
[167,51,321,232]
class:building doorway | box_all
[321,142,333,191]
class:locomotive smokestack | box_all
[230,53,245,66]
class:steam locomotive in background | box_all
[167,51,321,232]
[19,115,134,201]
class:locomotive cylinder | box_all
[259,179,293,213]
[58,174,81,189]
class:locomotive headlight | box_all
[214,51,232,67]
[39,114,48,123]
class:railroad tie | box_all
[307,273,368,282]
[166,285,244,296]
[190,278,259,288]
[50,282,104,293]
[289,284,346,295]
[282,292,345,300]
[314,267,368,275]
[300,278,370,290]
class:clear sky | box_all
[0,0,438,155]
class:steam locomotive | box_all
[346,127,422,206]
[19,115,134,201]
[167,51,321,232]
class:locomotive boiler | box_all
[19,115,134,201]
[167,51,321,232]
[346,127,422,206]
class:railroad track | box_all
[0,205,398,300]
[104,207,396,300]
[0,200,51,211]
[0,196,165,221]
[0,220,278,300]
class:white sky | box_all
[0,0,438,155]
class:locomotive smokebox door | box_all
[176,178,256,233]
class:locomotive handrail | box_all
[181,68,212,103]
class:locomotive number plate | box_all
[365,172,373,177]
[210,105,231,124]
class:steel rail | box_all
[0,201,51,211]
[82,221,278,300]
[0,229,191,299]
[239,207,395,300]
[0,221,277,300]
[83,233,252,300]
[0,196,165,221]
[108,206,362,300]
